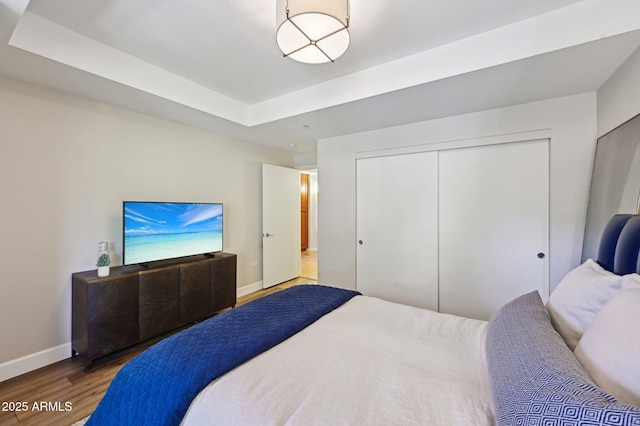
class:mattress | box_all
[181,295,494,425]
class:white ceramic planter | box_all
[97,266,110,277]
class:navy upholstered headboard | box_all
[596,214,640,274]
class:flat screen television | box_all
[123,201,223,266]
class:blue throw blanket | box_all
[87,284,360,426]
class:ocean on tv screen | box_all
[124,231,222,264]
[124,202,223,264]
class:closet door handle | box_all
[358,240,363,245]
[537,252,545,259]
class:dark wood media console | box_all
[72,252,237,371]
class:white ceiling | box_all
[1,0,640,153]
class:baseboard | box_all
[237,281,263,298]
[0,284,265,383]
[0,343,70,383]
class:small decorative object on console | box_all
[96,241,110,277]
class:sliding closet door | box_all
[438,139,549,320]
[356,152,438,310]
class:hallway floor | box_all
[300,250,317,280]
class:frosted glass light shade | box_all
[276,0,350,64]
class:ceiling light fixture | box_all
[276,0,350,64]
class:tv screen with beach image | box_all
[123,202,223,265]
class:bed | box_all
[86,214,640,426]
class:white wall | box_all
[598,46,640,136]
[318,93,597,293]
[0,75,292,381]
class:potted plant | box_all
[97,252,111,277]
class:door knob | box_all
[264,233,275,237]
[537,252,545,259]
[358,240,363,245]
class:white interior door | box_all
[262,164,301,288]
[356,152,439,310]
[438,139,549,320]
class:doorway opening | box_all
[300,170,318,280]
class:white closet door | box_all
[438,139,549,320]
[356,152,439,310]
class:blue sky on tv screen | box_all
[124,202,222,236]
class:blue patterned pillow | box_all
[486,291,640,425]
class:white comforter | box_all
[181,295,495,425]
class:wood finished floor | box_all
[300,249,317,280]
[0,252,317,426]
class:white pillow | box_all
[546,259,623,350]
[574,288,640,408]
[622,273,640,290]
